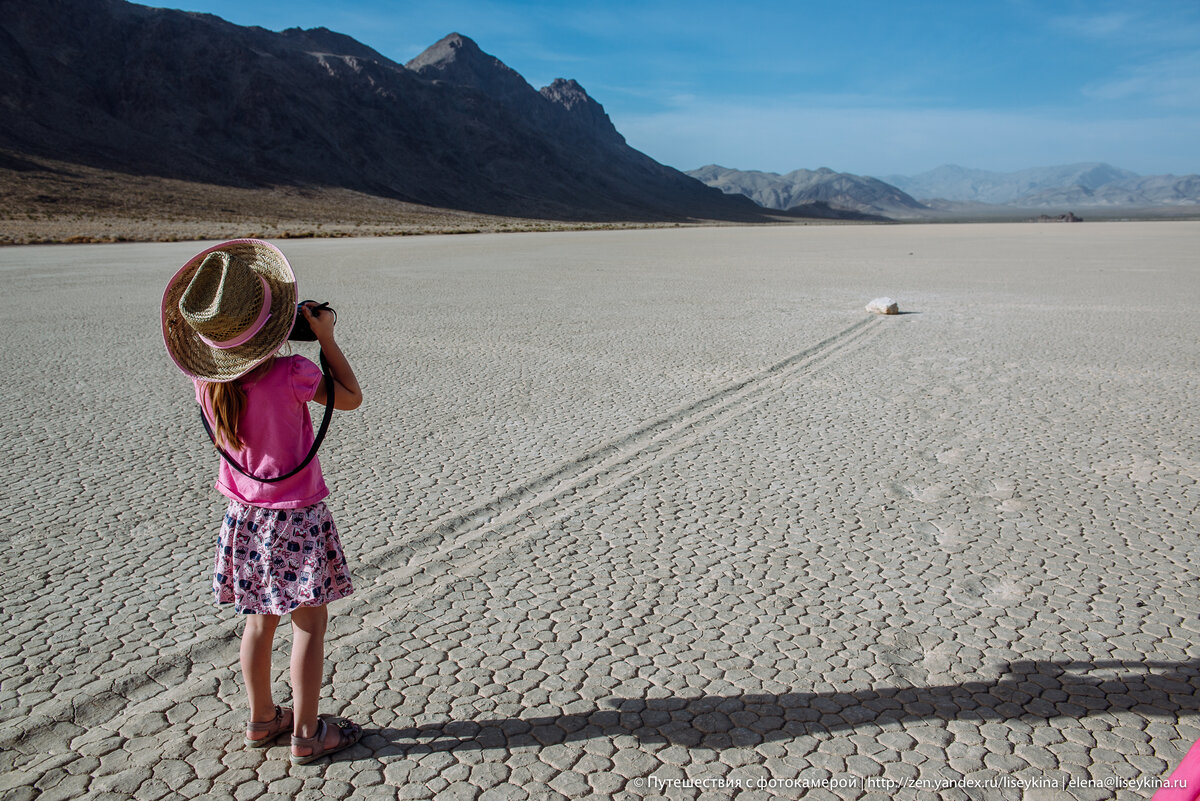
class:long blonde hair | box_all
[203,357,274,450]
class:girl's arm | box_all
[302,304,362,410]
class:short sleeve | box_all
[193,378,205,404]
[290,355,323,403]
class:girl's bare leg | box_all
[241,614,283,738]
[289,604,335,754]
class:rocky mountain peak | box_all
[540,78,589,109]
[405,32,535,105]
[406,33,509,80]
[539,78,623,144]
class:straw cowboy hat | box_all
[162,239,298,382]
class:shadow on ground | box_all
[343,659,1200,759]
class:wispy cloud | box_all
[1049,7,1200,47]
[1050,11,1137,39]
[1082,52,1200,108]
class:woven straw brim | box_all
[162,240,297,382]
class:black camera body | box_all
[289,300,335,341]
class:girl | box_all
[162,240,364,764]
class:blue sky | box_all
[151,0,1200,177]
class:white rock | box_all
[866,297,899,314]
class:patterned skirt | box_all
[213,499,354,615]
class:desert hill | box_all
[687,165,928,219]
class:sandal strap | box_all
[246,705,283,733]
[290,718,326,748]
[291,718,362,754]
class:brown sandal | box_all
[244,705,293,748]
[290,718,363,765]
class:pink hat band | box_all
[195,276,273,349]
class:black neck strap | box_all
[199,351,335,484]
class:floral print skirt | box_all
[213,499,354,615]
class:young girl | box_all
[162,239,364,764]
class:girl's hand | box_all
[300,303,336,342]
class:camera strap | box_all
[199,351,336,484]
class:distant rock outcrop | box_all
[0,2,768,223]
[1031,212,1083,223]
[687,165,928,218]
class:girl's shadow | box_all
[340,658,1199,760]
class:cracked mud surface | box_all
[1,223,1198,800]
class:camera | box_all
[289,300,335,341]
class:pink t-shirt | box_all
[194,355,330,509]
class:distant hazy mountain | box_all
[687,165,928,218]
[883,163,1200,207]
[0,0,767,222]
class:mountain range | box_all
[883,164,1200,208]
[0,0,791,224]
[688,162,1200,219]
